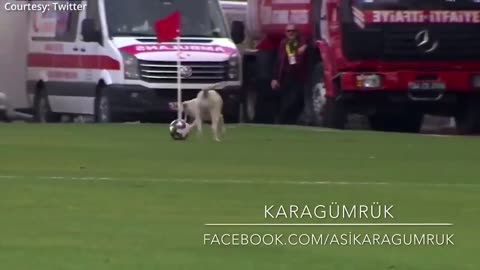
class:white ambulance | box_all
[27,0,245,122]
[0,4,31,121]
[220,1,254,53]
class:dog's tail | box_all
[201,82,223,98]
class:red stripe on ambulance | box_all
[28,53,121,70]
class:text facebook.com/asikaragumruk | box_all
[204,203,456,246]
[203,233,455,246]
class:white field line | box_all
[0,175,479,188]
[241,124,459,137]
[204,223,454,227]
[0,175,17,179]
[241,124,341,133]
[421,134,454,137]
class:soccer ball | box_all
[169,119,190,140]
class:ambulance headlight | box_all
[121,52,139,80]
[228,54,240,80]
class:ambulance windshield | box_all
[105,0,228,38]
[353,0,480,10]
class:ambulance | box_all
[0,3,31,121]
[27,0,243,122]
[220,1,253,52]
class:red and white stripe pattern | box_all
[352,7,365,28]
[351,9,480,25]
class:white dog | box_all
[181,83,226,141]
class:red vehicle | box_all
[230,0,480,133]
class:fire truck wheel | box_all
[33,90,60,123]
[369,114,390,131]
[401,113,424,133]
[243,84,276,124]
[310,64,326,126]
[322,97,347,129]
[225,99,242,123]
[94,90,113,123]
[455,98,480,134]
[369,112,423,133]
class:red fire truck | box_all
[230,0,480,133]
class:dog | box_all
[181,83,226,141]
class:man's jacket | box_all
[272,36,307,82]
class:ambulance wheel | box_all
[94,90,113,123]
[33,90,60,123]
[0,111,10,122]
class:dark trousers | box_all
[276,73,305,125]
[254,79,277,123]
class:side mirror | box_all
[230,21,245,45]
[81,18,102,43]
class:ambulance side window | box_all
[86,0,102,34]
[31,2,80,42]
[55,10,79,41]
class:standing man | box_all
[271,24,308,125]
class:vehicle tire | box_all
[310,64,327,126]
[0,111,10,122]
[368,114,392,131]
[400,113,424,133]
[369,112,423,133]
[322,96,347,129]
[455,98,480,134]
[225,99,242,123]
[244,90,257,122]
[94,89,113,123]
[33,90,60,123]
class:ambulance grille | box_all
[138,60,228,83]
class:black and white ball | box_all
[169,119,190,140]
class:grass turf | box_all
[0,123,479,270]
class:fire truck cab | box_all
[240,0,480,133]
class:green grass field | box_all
[0,124,479,270]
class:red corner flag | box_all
[154,11,181,43]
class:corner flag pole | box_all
[154,11,182,120]
[176,33,182,120]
